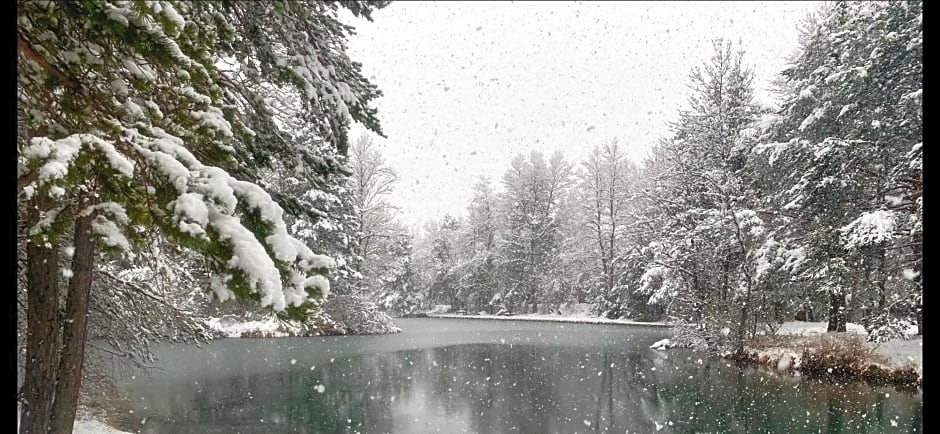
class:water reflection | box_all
[120,319,922,433]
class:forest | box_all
[350,2,923,357]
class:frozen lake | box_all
[117,318,922,433]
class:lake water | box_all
[116,318,923,433]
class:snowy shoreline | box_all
[761,321,921,378]
[425,316,922,387]
[424,313,673,327]
[652,321,922,389]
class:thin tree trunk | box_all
[721,258,729,303]
[736,292,749,355]
[913,245,922,336]
[49,208,97,434]
[691,273,702,322]
[20,198,61,434]
[877,249,887,311]
[827,292,847,332]
[607,171,617,298]
[730,205,753,355]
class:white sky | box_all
[342,1,821,229]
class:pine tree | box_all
[634,40,769,354]
[17,2,387,432]
[426,215,463,309]
[761,1,923,334]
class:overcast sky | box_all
[341,1,822,229]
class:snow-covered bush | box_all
[862,314,915,343]
[669,320,741,355]
[426,304,453,315]
[318,295,401,335]
[374,290,425,317]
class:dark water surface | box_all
[116,318,922,433]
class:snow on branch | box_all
[20,124,336,313]
[840,210,897,250]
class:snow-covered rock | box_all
[776,354,793,372]
[650,338,675,351]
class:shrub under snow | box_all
[318,295,401,335]
[207,295,401,338]
[862,314,916,343]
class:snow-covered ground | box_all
[427,313,672,327]
[73,418,132,434]
[748,321,922,381]
[776,320,868,336]
[17,406,130,434]
[778,321,920,372]
[872,335,923,373]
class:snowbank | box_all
[16,405,129,434]
[872,335,922,374]
[73,418,132,434]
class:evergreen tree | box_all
[426,215,463,309]
[374,246,425,316]
[634,40,770,354]
[17,1,387,432]
[760,0,923,334]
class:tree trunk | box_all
[691,273,702,322]
[876,248,887,311]
[735,270,753,355]
[721,258,729,303]
[827,292,846,332]
[735,302,748,355]
[914,245,922,336]
[800,286,815,322]
[49,209,97,434]
[20,199,61,434]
